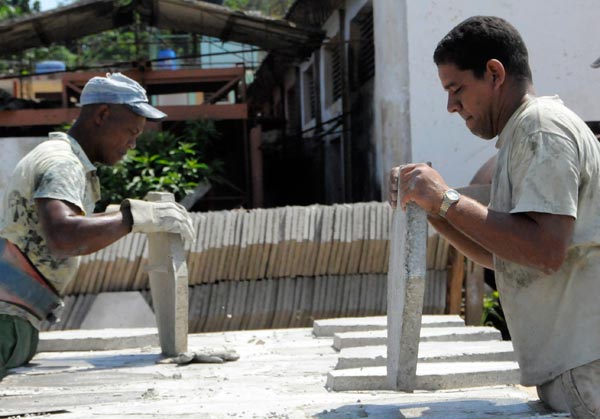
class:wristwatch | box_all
[439,189,460,217]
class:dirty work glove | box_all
[156,347,240,365]
[121,199,195,242]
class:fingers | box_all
[388,167,400,208]
[163,202,196,242]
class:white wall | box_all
[405,0,600,188]
[0,137,45,212]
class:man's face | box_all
[437,63,497,139]
[98,105,146,166]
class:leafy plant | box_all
[482,290,511,340]
[95,119,224,211]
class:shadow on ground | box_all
[313,399,555,419]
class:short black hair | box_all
[433,16,532,82]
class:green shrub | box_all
[482,290,511,340]
[95,119,224,211]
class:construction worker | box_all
[389,16,600,417]
[0,73,194,378]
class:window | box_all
[302,66,317,125]
[324,33,343,107]
[349,3,374,90]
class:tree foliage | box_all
[223,0,294,17]
[0,0,40,19]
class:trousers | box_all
[0,314,38,379]
[537,358,600,418]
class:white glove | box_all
[121,199,195,242]
[156,348,240,365]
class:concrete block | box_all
[336,340,516,369]
[313,314,465,337]
[38,328,159,352]
[333,327,502,350]
[79,291,156,330]
[327,361,520,391]
[387,195,428,391]
[145,192,189,357]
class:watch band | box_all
[439,189,460,217]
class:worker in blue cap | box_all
[0,73,194,378]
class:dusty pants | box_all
[537,358,600,418]
[0,314,38,379]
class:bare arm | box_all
[35,198,132,258]
[392,164,575,274]
[442,194,574,274]
[427,213,494,269]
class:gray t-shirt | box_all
[0,132,100,327]
[491,95,600,385]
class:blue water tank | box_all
[35,60,66,74]
[156,49,179,70]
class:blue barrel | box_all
[35,60,66,74]
[156,49,179,70]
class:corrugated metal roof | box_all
[0,0,324,57]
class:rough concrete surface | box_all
[0,327,562,419]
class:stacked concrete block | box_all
[319,315,520,392]
[46,202,464,333]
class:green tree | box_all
[0,0,40,19]
[224,0,294,17]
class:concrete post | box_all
[145,191,189,356]
[373,0,412,196]
[386,185,427,391]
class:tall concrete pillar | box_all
[373,0,411,196]
[146,191,189,356]
[387,183,427,391]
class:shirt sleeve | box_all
[32,155,87,214]
[508,131,579,217]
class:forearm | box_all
[393,164,573,274]
[427,215,494,269]
[52,209,132,257]
[444,196,570,273]
[36,199,133,258]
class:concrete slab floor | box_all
[0,327,563,419]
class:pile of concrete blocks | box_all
[47,202,460,333]
[316,315,520,391]
[65,202,393,294]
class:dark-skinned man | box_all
[389,17,599,417]
[0,73,194,378]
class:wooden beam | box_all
[0,104,247,127]
[446,246,465,315]
[159,104,247,120]
[0,108,80,127]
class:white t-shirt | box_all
[0,132,100,327]
[491,95,600,385]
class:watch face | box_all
[447,190,460,201]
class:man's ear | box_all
[93,104,111,126]
[486,59,506,88]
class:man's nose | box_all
[447,94,460,113]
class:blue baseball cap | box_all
[80,73,167,121]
